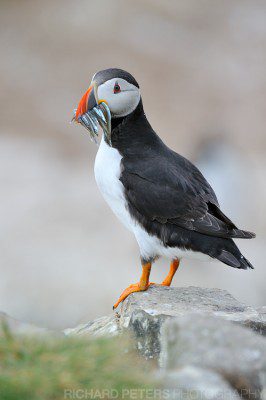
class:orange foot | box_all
[113,282,153,309]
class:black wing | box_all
[120,148,254,239]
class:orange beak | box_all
[75,82,97,121]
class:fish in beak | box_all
[73,81,112,145]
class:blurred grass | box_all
[0,323,153,400]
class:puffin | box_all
[73,68,255,309]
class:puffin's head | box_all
[74,68,140,145]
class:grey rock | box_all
[257,307,266,324]
[120,285,265,333]
[64,315,120,337]
[65,286,265,359]
[63,287,266,396]
[160,314,266,399]
[158,366,241,400]
[0,312,59,336]
[123,309,168,359]
[118,286,265,358]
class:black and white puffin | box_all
[73,68,255,309]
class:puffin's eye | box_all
[113,83,121,94]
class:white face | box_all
[97,78,140,118]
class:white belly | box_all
[94,138,212,263]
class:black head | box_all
[75,68,141,121]
[92,68,139,89]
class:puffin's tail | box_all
[208,203,255,239]
[215,239,254,270]
[228,228,256,239]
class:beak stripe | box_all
[75,85,93,121]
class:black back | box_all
[110,99,254,265]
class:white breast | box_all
[94,138,135,231]
[94,138,212,263]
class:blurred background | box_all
[0,0,265,330]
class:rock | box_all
[158,366,241,400]
[62,286,266,397]
[120,285,265,332]
[122,308,168,359]
[64,315,120,337]
[65,286,265,358]
[118,286,265,358]
[257,307,266,324]
[65,286,266,364]
[160,314,266,399]
[0,311,59,336]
